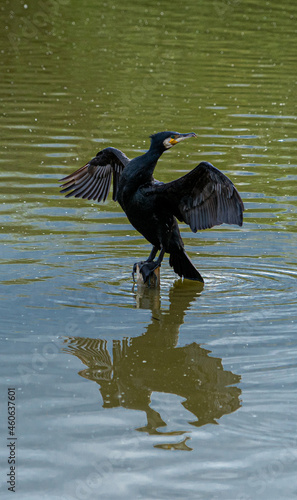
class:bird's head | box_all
[149,131,197,152]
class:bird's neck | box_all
[141,147,163,173]
[128,146,164,182]
[117,145,164,210]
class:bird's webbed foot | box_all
[132,259,161,284]
[132,247,165,284]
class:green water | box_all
[1,0,297,499]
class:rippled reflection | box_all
[64,280,241,448]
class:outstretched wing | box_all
[60,147,129,202]
[155,161,244,232]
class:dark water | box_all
[1,0,297,499]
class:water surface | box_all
[1,0,297,499]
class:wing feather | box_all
[156,161,244,232]
[60,147,129,203]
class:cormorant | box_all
[60,131,244,283]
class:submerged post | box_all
[135,264,161,287]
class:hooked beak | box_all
[169,132,197,145]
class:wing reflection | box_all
[64,280,241,439]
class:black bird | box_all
[60,131,244,283]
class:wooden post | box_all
[135,264,160,287]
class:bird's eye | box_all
[171,135,176,139]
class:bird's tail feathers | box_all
[169,250,204,282]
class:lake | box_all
[0,0,297,499]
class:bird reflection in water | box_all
[63,280,241,449]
